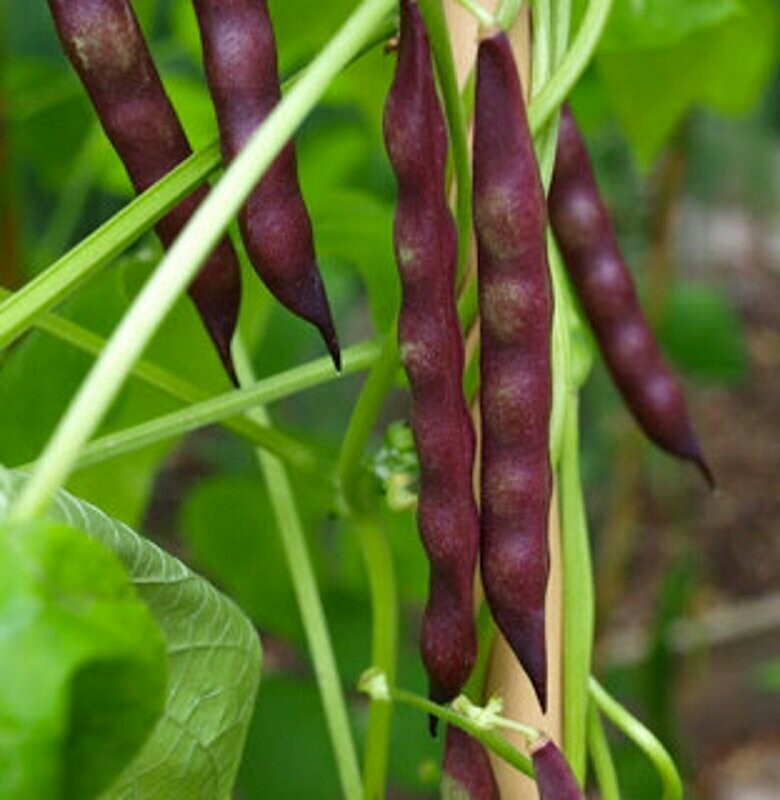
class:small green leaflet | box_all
[0,468,262,800]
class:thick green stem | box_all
[354,517,398,800]
[10,0,397,522]
[559,395,594,784]
[590,678,684,800]
[588,702,621,800]
[234,341,363,800]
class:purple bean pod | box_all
[550,105,712,485]
[442,726,500,800]
[532,739,586,800]
[473,31,553,711]
[47,0,241,382]
[384,0,479,709]
[192,0,340,369]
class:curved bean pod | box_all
[384,0,479,708]
[532,739,585,799]
[549,105,712,485]
[473,31,553,711]
[47,0,241,381]
[192,0,340,369]
[442,726,500,800]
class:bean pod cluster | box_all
[473,31,554,711]
[192,0,340,369]
[550,105,711,485]
[384,0,480,709]
[47,0,241,381]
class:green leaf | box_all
[599,0,742,51]
[0,518,166,800]
[657,282,748,384]
[0,468,262,799]
[598,0,779,164]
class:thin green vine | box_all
[338,331,400,512]
[528,0,614,133]
[358,674,535,778]
[588,701,621,800]
[558,393,594,783]
[354,517,398,800]
[233,340,363,800]
[10,0,398,522]
[590,677,684,800]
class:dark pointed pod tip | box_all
[296,267,341,371]
[428,714,439,738]
[675,428,716,491]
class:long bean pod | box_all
[473,31,553,711]
[549,106,712,484]
[47,0,241,380]
[192,0,340,368]
[384,0,479,710]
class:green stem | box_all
[233,341,363,800]
[0,143,221,351]
[528,0,613,133]
[62,341,380,477]
[9,0,397,522]
[354,517,398,800]
[374,683,535,778]
[338,331,400,512]
[590,677,684,800]
[417,0,473,280]
[559,394,594,784]
[588,702,621,800]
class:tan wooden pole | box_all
[443,3,563,797]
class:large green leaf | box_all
[597,0,779,164]
[0,469,262,799]
[598,0,742,51]
[0,517,166,800]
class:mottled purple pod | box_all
[384,0,479,709]
[473,31,553,711]
[47,0,241,381]
[550,105,712,485]
[442,726,500,800]
[532,739,585,800]
[192,0,340,369]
